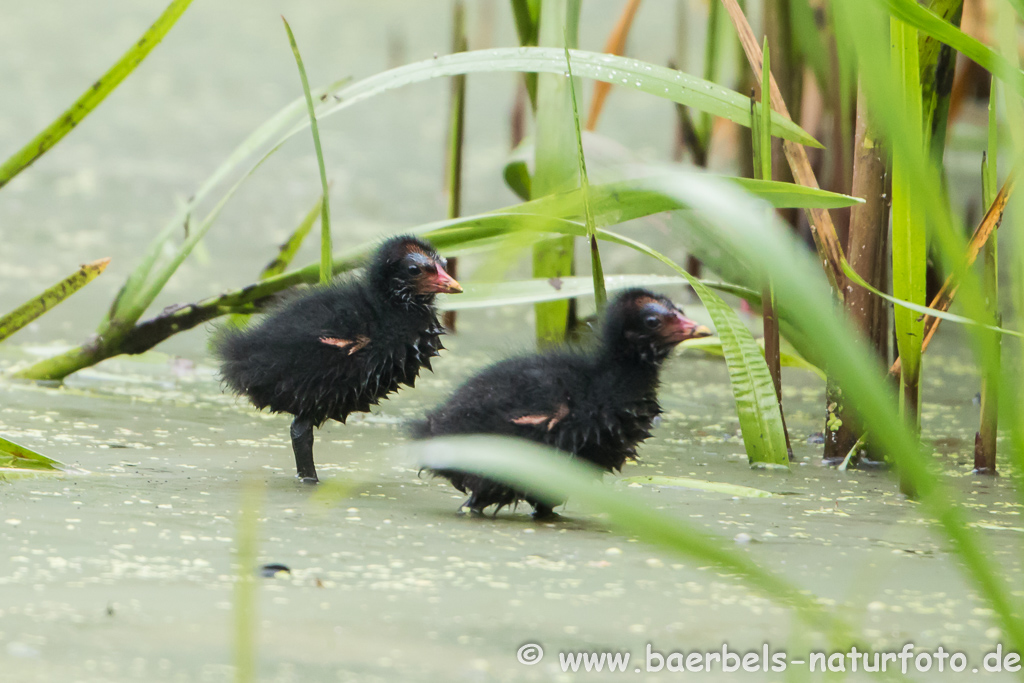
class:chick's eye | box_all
[407,264,421,275]
[644,315,661,330]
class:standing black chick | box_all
[215,235,462,483]
[413,288,711,517]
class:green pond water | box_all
[1,1,1022,681]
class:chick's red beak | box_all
[427,264,463,294]
[663,311,712,344]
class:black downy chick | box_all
[413,288,711,517]
[215,235,462,483]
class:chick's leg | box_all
[290,417,318,483]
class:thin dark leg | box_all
[457,496,485,516]
[531,503,558,520]
[290,417,318,483]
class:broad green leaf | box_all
[0,436,63,472]
[617,475,774,498]
[415,436,842,634]
[730,178,862,208]
[0,0,194,188]
[681,273,790,467]
[0,258,110,342]
[283,18,333,285]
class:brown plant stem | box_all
[762,284,793,458]
[719,0,845,293]
[825,84,891,463]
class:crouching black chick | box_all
[214,235,462,483]
[413,288,711,518]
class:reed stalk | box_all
[826,83,891,464]
[443,0,468,331]
[531,0,581,345]
[753,41,792,458]
[975,79,1000,473]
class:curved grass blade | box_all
[309,48,820,147]
[873,0,1024,95]
[565,43,606,311]
[416,436,844,635]
[841,257,1022,338]
[0,258,110,342]
[282,17,332,285]
[0,0,194,189]
[0,436,63,472]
